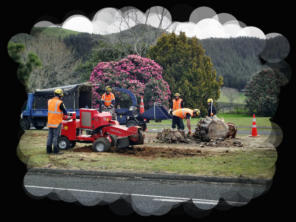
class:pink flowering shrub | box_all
[90,55,171,108]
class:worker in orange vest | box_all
[101,86,116,118]
[46,88,67,154]
[170,93,184,114]
[101,86,115,108]
[172,108,200,135]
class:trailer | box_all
[20,84,92,130]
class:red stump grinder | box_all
[57,108,144,152]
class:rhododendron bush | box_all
[89,55,171,108]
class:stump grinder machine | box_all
[57,108,144,152]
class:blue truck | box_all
[20,84,171,130]
[20,84,92,130]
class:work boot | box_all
[46,145,52,154]
[53,146,63,154]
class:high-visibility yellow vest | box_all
[173,108,193,119]
[47,97,63,128]
[101,93,115,107]
[173,98,183,111]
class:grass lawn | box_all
[148,114,272,128]
[17,130,277,179]
[217,88,247,104]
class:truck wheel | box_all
[57,137,70,150]
[92,137,111,152]
[34,125,44,130]
[32,119,46,130]
[20,118,30,130]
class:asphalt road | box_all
[24,171,270,216]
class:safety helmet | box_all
[207,98,213,103]
[54,88,64,97]
[193,109,200,116]
[105,86,112,92]
[174,93,180,97]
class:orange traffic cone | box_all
[140,96,145,114]
[249,114,259,137]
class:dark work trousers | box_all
[172,116,185,130]
[46,123,62,153]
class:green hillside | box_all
[10,25,265,93]
[31,27,81,38]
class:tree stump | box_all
[194,116,232,142]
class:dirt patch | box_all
[113,146,208,158]
[72,144,207,158]
[73,146,93,152]
[71,133,273,159]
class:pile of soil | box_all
[155,125,240,147]
[198,138,243,147]
[156,129,191,143]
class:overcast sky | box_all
[34,6,266,39]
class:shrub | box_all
[89,54,171,108]
[245,68,288,116]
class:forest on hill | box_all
[10,25,271,92]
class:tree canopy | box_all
[148,32,223,115]
[8,41,42,89]
[89,55,171,108]
[245,68,288,116]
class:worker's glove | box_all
[169,108,172,115]
[210,113,214,116]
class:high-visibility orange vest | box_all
[101,93,115,107]
[173,108,193,119]
[173,98,182,111]
[47,97,63,128]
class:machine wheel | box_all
[141,123,147,131]
[126,119,137,127]
[92,137,111,152]
[137,130,144,145]
[57,137,70,150]
[70,141,76,148]
[129,130,144,145]
[110,135,117,147]
[20,118,30,130]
